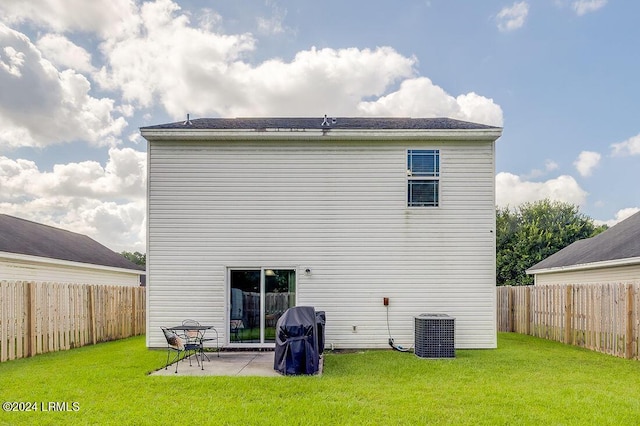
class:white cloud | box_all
[497,1,529,32]
[256,3,288,36]
[61,200,146,252]
[257,16,285,35]
[116,104,136,118]
[197,9,223,32]
[454,92,504,127]
[357,77,504,126]
[214,45,417,117]
[0,148,146,201]
[95,0,258,113]
[0,148,146,251]
[96,0,417,118]
[573,150,601,177]
[611,133,640,157]
[93,0,502,124]
[0,45,25,76]
[524,159,559,179]
[572,0,607,16]
[595,207,640,228]
[496,172,588,208]
[0,24,127,149]
[36,34,95,73]
[0,0,139,37]
[128,131,145,145]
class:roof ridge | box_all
[140,116,502,131]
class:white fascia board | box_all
[0,251,145,276]
[141,128,503,142]
[526,256,640,275]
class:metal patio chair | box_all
[161,327,186,374]
[181,320,205,369]
[182,319,219,362]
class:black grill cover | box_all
[315,311,326,355]
[274,306,319,375]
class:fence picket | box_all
[0,281,145,362]
[497,283,639,360]
[1,282,7,362]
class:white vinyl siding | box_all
[534,264,640,286]
[147,138,496,349]
[0,256,141,286]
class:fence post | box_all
[26,282,36,357]
[564,285,573,345]
[131,287,137,336]
[89,286,97,345]
[525,286,532,335]
[508,287,515,332]
[626,284,634,359]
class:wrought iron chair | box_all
[181,320,205,369]
[161,327,186,374]
[182,319,220,362]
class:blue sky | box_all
[1,0,638,252]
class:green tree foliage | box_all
[496,199,607,286]
[121,251,146,268]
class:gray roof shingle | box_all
[0,214,144,271]
[527,211,640,272]
[141,116,500,131]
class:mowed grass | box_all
[1,333,640,425]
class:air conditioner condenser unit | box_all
[414,313,455,359]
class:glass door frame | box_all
[226,266,297,348]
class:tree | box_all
[121,251,146,268]
[496,199,607,286]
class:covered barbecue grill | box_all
[274,306,322,375]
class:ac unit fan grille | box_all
[414,314,455,358]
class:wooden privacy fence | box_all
[0,280,146,363]
[497,283,640,359]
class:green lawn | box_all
[1,333,639,425]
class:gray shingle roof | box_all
[527,211,640,272]
[141,116,500,131]
[0,214,144,271]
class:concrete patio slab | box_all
[151,351,282,377]
[150,351,324,377]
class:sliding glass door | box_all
[229,268,296,345]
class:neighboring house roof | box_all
[527,211,640,274]
[0,214,144,272]
[141,116,501,131]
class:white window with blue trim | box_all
[407,149,439,207]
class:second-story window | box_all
[407,149,439,207]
